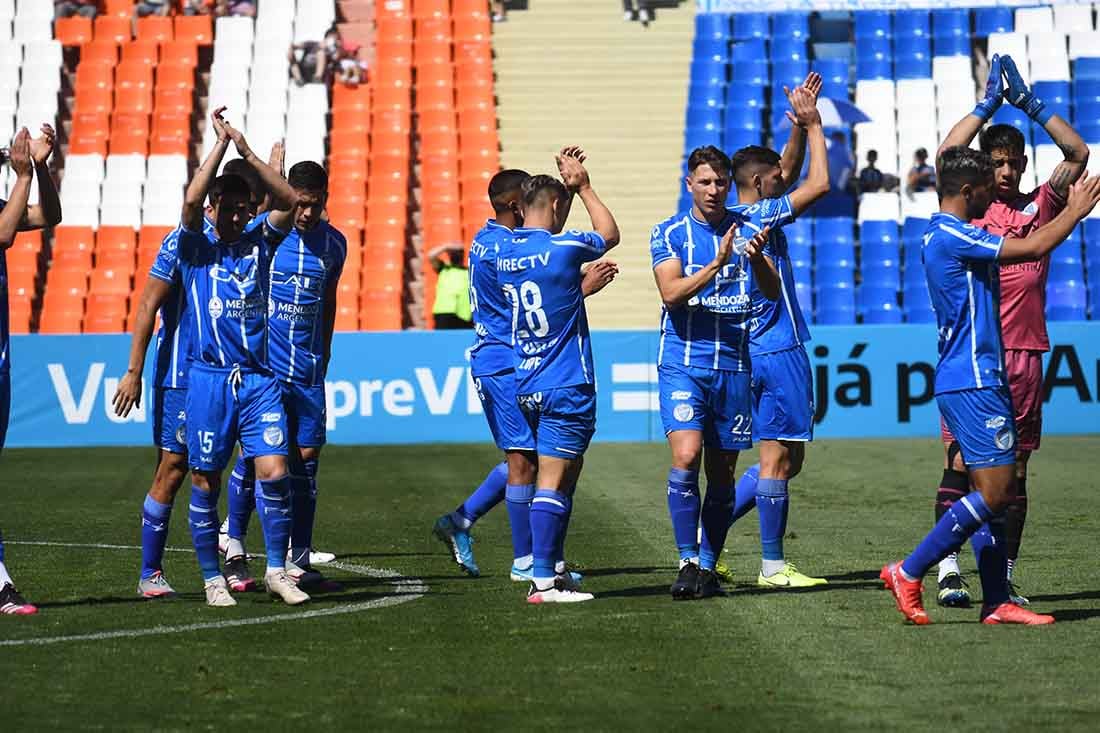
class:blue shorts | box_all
[152,387,188,454]
[658,364,753,451]
[0,370,9,454]
[186,365,288,471]
[518,385,597,459]
[280,381,326,448]
[937,387,1017,469]
[751,345,814,442]
[475,371,535,452]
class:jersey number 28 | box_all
[503,281,549,338]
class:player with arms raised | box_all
[881,146,1100,626]
[497,157,619,603]
[930,54,1090,607]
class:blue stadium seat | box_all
[1035,80,1071,108]
[692,38,729,65]
[1075,98,1100,126]
[1078,121,1100,145]
[857,54,892,81]
[677,189,692,213]
[771,37,808,63]
[815,192,857,218]
[862,260,901,289]
[794,281,813,313]
[854,10,892,40]
[817,262,856,289]
[1076,58,1100,82]
[690,60,727,87]
[731,60,768,87]
[726,83,765,110]
[894,37,931,79]
[974,7,1012,37]
[902,216,929,241]
[856,36,892,62]
[817,284,857,324]
[1084,219,1100,245]
[815,216,855,246]
[894,9,930,38]
[992,105,1032,145]
[731,39,767,62]
[688,83,725,110]
[732,12,769,41]
[792,261,813,289]
[695,12,731,43]
[932,9,970,39]
[860,220,899,247]
[789,240,812,267]
[1073,78,1100,106]
[773,11,810,40]
[786,218,812,247]
[685,125,722,152]
[933,35,970,58]
[773,59,810,92]
[686,105,723,129]
[813,58,849,98]
[1050,258,1085,285]
[1047,281,1088,320]
[724,129,761,153]
[902,283,935,322]
[860,286,903,323]
[724,105,760,133]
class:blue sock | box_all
[457,462,508,525]
[140,494,173,579]
[505,483,535,561]
[971,516,1010,606]
[0,526,4,562]
[902,492,995,579]
[732,464,760,524]
[667,467,701,562]
[530,490,569,586]
[256,475,292,572]
[555,491,574,565]
[227,456,255,541]
[290,458,318,568]
[699,483,734,571]
[756,478,789,562]
[188,486,221,582]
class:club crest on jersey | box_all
[994,427,1015,451]
[1022,202,1039,217]
[175,424,186,446]
[208,296,224,319]
[985,416,1007,430]
[263,425,284,447]
[673,403,694,422]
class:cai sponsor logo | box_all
[208,296,224,320]
[673,403,694,422]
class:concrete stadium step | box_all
[494,0,693,329]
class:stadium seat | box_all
[695,12,730,43]
[1047,281,1087,320]
[174,15,213,45]
[855,11,891,41]
[732,12,768,41]
[771,37,807,63]
[772,12,809,40]
[122,40,159,68]
[54,16,93,46]
[817,284,856,324]
[860,286,903,323]
[814,217,855,248]
[731,60,768,88]
[975,8,1013,37]
[1015,6,1054,34]
[894,9,930,38]
[933,35,970,58]
[94,15,131,43]
[136,15,173,43]
[812,59,849,99]
[932,9,970,39]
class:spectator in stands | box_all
[180,0,215,14]
[217,0,256,17]
[858,150,884,193]
[907,147,936,194]
[827,130,855,194]
[289,26,342,87]
[429,245,473,330]
[136,0,171,16]
[492,1,507,23]
[622,0,653,26]
[336,40,366,86]
[54,0,97,18]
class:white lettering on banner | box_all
[415,367,464,416]
[326,381,357,430]
[103,378,147,424]
[610,362,660,413]
[323,368,482,429]
[383,380,415,416]
[48,363,104,424]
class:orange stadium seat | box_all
[412,0,449,19]
[333,106,371,134]
[104,0,137,17]
[94,15,132,43]
[115,89,154,115]
[373,63,413,90]
[417,63,454,91]
[371,86,410,113]
[332,83,371,112]
[421,130,458,158]
[415,18,453,44]
[454,15,492,44]
[51,249,95,275]
[330,129,370,159]
[375,40,413,68]
[414,40,451,68]
[53,227,97,255]
[12,231,43,256]
[455,39,492,67]
[161,40,199,68]
[83,313,127,334]
[458,107,497,135]
[89,268,133,296]
[418,108,457,135]
[96,249,137,274]
[156,63,196,92]
[360,257,402,291]
[453,0,490,14]
[76,64,114,92]
[376,14,413,40]
[55,16,94,46]
[71,111,110,146]
[74,88,115,116]
[46,266,90,294]
[327,202,367,231]
[174,15,213,44]
[152,110,189,137]
[8,305,32,334]
[154,88,193,116]
[150,130,188,156]
[117,62,154,93]
[456,61,493,90]
[139,226,173,258]
[39,310,84,335]
[331,176,366,201]
[329,152,368,180]
[416,84,454,112]
[136,15,174,43]
[333,304,359,332]
[109,130,149,156]
[112,111,151,137]
[373,106,411,132]
[81,40,120,66]
[84,294,130,332]
[370,129,410,158]
[359,301,402,331]
[121,40,159,67]
[68,132,107,156]
[96,226,137,255]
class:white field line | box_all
[0,542,427,647]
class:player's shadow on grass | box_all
[335,552,439,560]
[595,584,673,599]
[572,566,664,578]
[1049,607,1100,622]
[1028,589,1100,603]
[35,594,197,609]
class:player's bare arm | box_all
[557,153,620,249]
[653,229,733,308]
[112,277,174,418]
[939,54,1004,158]
[1000,174,1100,260]
[787,88,829,216]
[18,124,62,230]
[778,71,823,188]
[0,128,33,250]
[581,259,618,297]
[745,227,779,301]
[220,113,299,232]
[183,108,232,231]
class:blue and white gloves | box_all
[1000,55,1052,125]
[973,53,1005,121]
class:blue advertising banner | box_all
[696,0,1084,13]
[5,324,1099,448]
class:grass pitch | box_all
[2,437,1100,731]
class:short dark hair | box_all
[937,146,995,198]
[867,149,878,161]
[208,173,251,206]
[687,145,731,177]
[915,147,929,161]
[222,159,262,198]
[521,174,568,208]
[979,124,1027,157]
[488,169,530,212]
[730,145,781,187]
[288,161,328,192]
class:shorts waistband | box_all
[190,362,269,376]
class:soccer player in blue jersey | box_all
[0,125,61,616]
[880,146,1100,626]
[497,159,620,604]
[718,79,832,589]
[651,142,780,600]
[433,163,617,580]
[220,160,346,593]
[170,107,306,607]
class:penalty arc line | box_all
[0,542,428,648]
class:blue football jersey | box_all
[468,219,517,378]
[727,196,811,356]
[149,218,217,388]
[177,217,288,371]
[266,221,346,385]
[922,212,1006,394]
[497,227,607,395]
[650,210,752,372]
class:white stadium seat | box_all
[901,191,939,221]
[1015,6,1055,34]
[987,33,1030,80]
[1033,144,1064,185]
[858,192,901,223]
[146,155,189,184]
[1068,31,1100,60]
[1054,4,1094,32]
[106,154,147,182]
